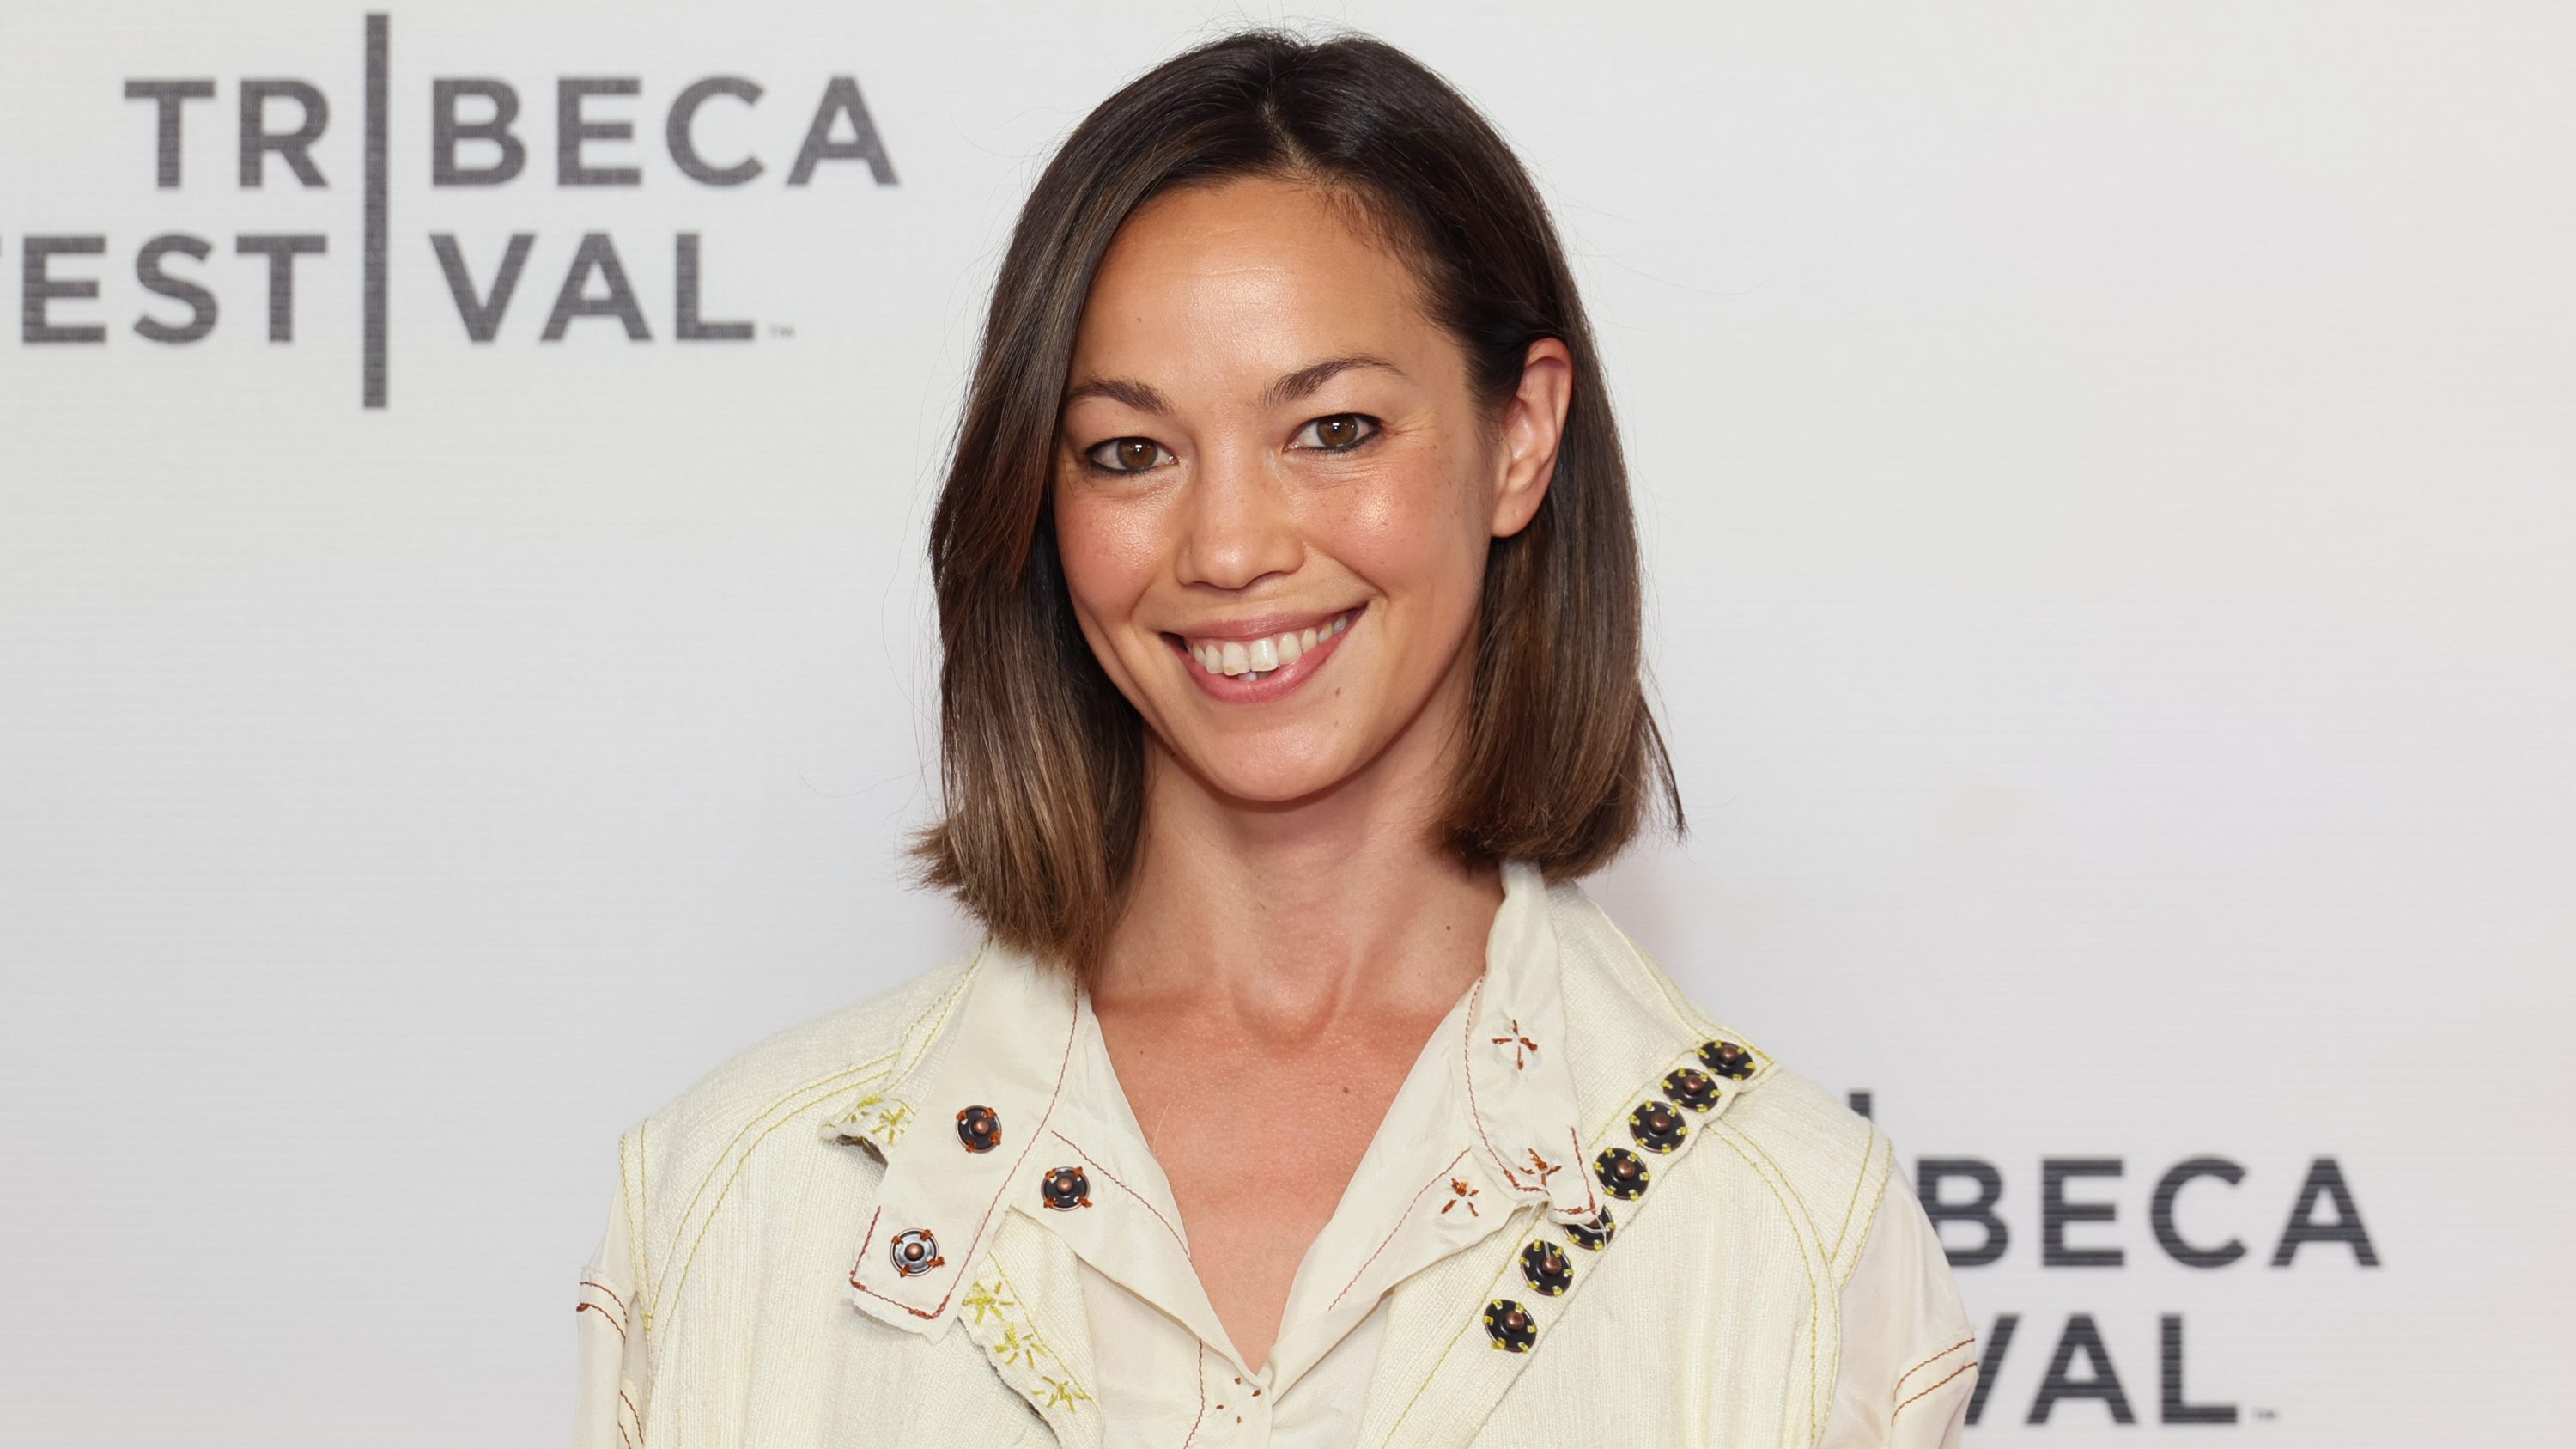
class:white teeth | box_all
[1187,609,1357,681]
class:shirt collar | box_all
[828,858,1600,1346]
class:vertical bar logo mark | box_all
[363,13,388,408]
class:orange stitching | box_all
[1892,1360,1978,1420]
[1457,976,1531,1189]
[1897,1334,1978,1391]
[1178,1337,1209,1448]
[580,1278,628,1316]
[1048,1129,1190,1257]
[619,1387,641,1449]
[576,1301,627,1342]
[1326,1148,1473,1310]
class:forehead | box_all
[1069,175,1440,383]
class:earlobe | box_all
[1491,338,1575,539]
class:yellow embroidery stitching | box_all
[1039,1376,1092,1410]
[961,1282,1015,1326]
[872,1100,914,1143]
[994,1322,1048,1367]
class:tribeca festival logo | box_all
[13,14,894,406]
[1850,1094,2382,1432]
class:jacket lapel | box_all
[1350,880,1777,1449]
[952,1212,1106,1449]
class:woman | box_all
[574,28,1976,1449]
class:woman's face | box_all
[1052,174,1569,807]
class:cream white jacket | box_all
[574,863,1978,1447]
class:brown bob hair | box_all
[909,27,1683,980]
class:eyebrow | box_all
[1061,354,1407,417]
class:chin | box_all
[1163,731,1359,807]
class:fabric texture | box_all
[574,862,1979,1448]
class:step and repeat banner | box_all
[3,2,2568,1445]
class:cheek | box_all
[1322,450,1491,605]
[1052,490,1168,618]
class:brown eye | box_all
[1296,414,1378,452]
[1085,437,1170,474]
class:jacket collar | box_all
[829,859,1602,1342]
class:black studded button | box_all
[1519,1239,1574,1295]
[1662,1067,1721,1111]
[1698,1038,1755,1081]
[1628,1099,1687,1154]
[1566,1206,1616,1251]
[1040,1165,1091,1210]
[1483,1298,1538,1352]
[955,1104,1003,1153]
[889,1227,944,1277]
[1595,1147,1649,1200]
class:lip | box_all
[1163,603,1364,703]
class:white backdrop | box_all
[3,2,2570,1445]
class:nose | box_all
[1174,436,1303,591]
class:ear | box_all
[1489,337,1574,539]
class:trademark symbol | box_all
[2252,1406,2278,1422]
[768,323,795,339]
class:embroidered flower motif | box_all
[1490,1018,1540,1069]
[1439,1178,1481,1217]
[1523,1147,1563,1189]
[872,1100,914,1144]
[1038,1375,1092,1410]
[961,1282,1016,1325]
[994,1322,1048,1367]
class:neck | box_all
[1092,716,1502,1042]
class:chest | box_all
[1091,1003,1447,1366]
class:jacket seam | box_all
[1891,1360,1978,1422]
[1825,1126,1880,1266]
[1835,1135,1894,1294]
[1896,1335,1978,1396]
[1705,1122,1824,1444]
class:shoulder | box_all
[620,948,981,1221]
[1551,879,1893,1280]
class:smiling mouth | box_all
[1164,606,1361,683]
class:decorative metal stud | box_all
[1040,1165,1091,1210]
[1698,1039,1755,1081]
[1566,1206,1616,1251]
[889,1227,944,1277]
[1662,1067,1721,1111]
[1595,1146,1649,1201]
[956,1104,1003,1153]
[1483,1298,1538,1352]
[1519,1239,1574,1295]
[1628,1099,1687,1154]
